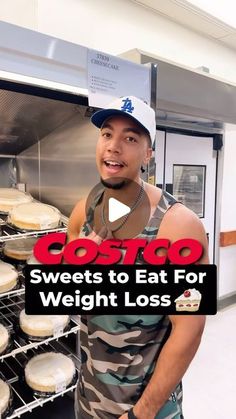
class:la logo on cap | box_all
[120,97,134,114]
[108,197,130,222]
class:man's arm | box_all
[120,204,208,419]
[67,198,87,242]
[131,314,205,419]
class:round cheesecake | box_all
[0,324,9,354]
[3,237,37,261]
[0,261,18,293]
[8,202,61,231]
[27,254,41,265]
[25,352,76,393]
[19,310,69,338]
[0,379,11,416]
[27,249,62,265]
[0,188,32,213]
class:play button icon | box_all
[85,177,151,238]
[108,198,130,222]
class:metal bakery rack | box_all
[0,217,80,418]
[0,214,68,298]
[0,294,80,361]
[1,338,80,419]
[0,214,68,241]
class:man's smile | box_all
[103,158,125,174]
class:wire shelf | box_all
[0,270,25,299]
[0,215,68,296]
[0,294,80,361]
[0,214,68,243]
[1,338,80,418]
[0,285,25,300]
[0,214,81,417]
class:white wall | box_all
[219,246,236,297]
[220,126,236,231]
[1,0,236,85]
[219,124,236,297]
[0,0,37,29]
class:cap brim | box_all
[91,108,150,139]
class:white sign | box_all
[87,49,150,108]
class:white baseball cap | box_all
[91,96,156,145]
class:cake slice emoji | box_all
[175,289,202,312]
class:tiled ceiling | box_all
[131,0,236,51]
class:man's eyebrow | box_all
[101,123,113,130]
[123,127,142,136]
[101,123,142,136]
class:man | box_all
[68,96,208,419]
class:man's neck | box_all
[102,178,143,206]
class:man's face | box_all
[96,115,152,184]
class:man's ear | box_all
[143,147,152,165]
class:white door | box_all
[155,130,217,263]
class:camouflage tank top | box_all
[75,189,183,419]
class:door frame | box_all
[155,126,223,266]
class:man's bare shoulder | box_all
[70,197,87,217]
[159,202,205,239]
[158,202,209,262]
[145,183,162,207]
[67,197,87,241]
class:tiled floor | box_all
[182,304,236,419]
